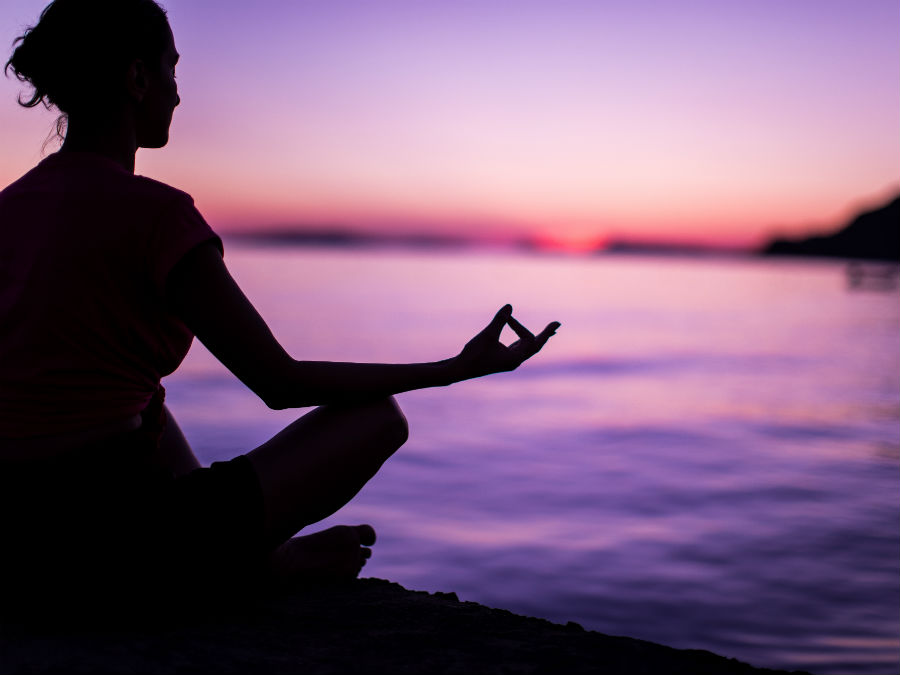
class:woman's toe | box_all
[355,524,376,546]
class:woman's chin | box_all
[139,135,170,150]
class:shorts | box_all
[0,420,268,622]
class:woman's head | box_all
[6,0,177,146]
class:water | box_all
[164,245,900,674]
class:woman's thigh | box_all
[247,396,409,546]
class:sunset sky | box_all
[1,0,897,249]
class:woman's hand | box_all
[448,305,560,383]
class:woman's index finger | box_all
[507,315,535,340]
[485,304,513,339]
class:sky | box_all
[1,0,897,250]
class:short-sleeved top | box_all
[0,151,222,438]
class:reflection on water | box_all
[165,247,900,675]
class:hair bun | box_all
[5,0,169,114]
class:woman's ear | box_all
[126,59,149,103]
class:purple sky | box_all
[2,0,897,248]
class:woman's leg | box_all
[158,398,405,582]
[246,396,409,548]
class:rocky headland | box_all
[762,193,899,262]
[0,577,814,674]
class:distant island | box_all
[761,193,899,262]
[226,228,474,250]
[593,239,746,257]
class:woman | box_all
[0,0,558,617]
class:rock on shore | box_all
[1,577,812,674]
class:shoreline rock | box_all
[1,578,812,674]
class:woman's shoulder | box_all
[130,172,195,211]
[4,151,194,207]
[1,152,208,244]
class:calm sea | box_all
[164,245,899,675]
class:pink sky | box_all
[2,0,897,249]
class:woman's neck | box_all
[60,112,138,174]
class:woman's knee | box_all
[364,396,409,450]
[299,396,408,461]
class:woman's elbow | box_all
[250,380,293,410]
[258,383,325,410]
[262,394,290,410]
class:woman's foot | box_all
[268,524,376,584]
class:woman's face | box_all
[135,25,180,149]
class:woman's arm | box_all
[166,242,558,409]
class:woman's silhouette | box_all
[0,0,558,616]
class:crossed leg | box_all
[247,396,408,581]
[158,397,408,583]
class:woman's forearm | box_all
[255,303,559,409]
[166,244,557,410]
[262,358,459,409]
